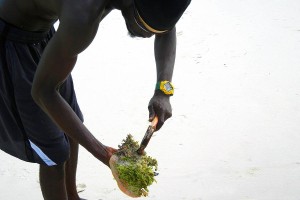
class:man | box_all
[0,0,191,199]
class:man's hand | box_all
[148,91,172,131]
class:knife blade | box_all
[137,116,158,155]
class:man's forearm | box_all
[32,86,111,165]
[148,28,176,128]
[154,27,177,82]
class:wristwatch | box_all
[155,81,174,95]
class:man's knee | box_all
[40,162,66,179]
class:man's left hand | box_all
[148,91,172,131]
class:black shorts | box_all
[0,19,83,166]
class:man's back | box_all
[0,0,60,31]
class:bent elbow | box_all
[31,82,55,107]
[31,83,42,105]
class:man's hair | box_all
[134,0,191,32]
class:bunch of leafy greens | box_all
[115,134,158,197]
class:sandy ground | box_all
[1,0,300,199]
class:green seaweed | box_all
[115,134,158,197]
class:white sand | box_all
[1,0,300,199]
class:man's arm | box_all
[148,27,176,130]
[31,1,113,166]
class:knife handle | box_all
[151,116,159,128]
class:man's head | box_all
[122,0,191,38]
[134,0,191,33]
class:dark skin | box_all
[0,0,175,199]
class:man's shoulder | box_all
[58,0,113,20]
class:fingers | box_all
[148,104,164,130]
[148,96,172,131]
[155,112,172,131]
[148,106,172,130]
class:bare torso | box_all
[0,0,113,32]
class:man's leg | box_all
[65,136,81,200]
[40,163,68,200]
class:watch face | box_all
[164,82,173,92]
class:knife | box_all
[137,116,158,155]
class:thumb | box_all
[148,105,155,122]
